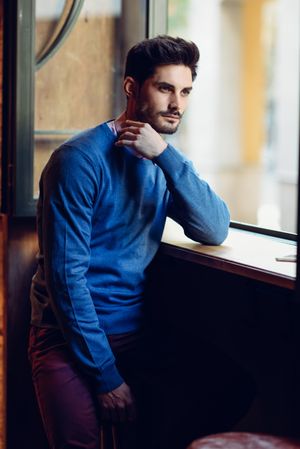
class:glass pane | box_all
[168,0,299,234]
[34,0,146,199]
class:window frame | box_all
[3,0,36,216]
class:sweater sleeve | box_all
[154,144,230,245]
[40,146,124,393]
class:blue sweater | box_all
[30,121,230,393]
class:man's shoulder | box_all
[63,122,115,156]
[44,122,115,176]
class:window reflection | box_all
[34,0,146,199]
[168,0,299,234]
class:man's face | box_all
[132,64,193,134]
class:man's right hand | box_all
[97,382,137,423]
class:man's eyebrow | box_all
[154,81,174,88]
[154,81,193,91]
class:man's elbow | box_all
[184,224,229,245]
[209,205,230,244]
[206,226,229,245]
[209,213,230,245]
[186,211,230,245]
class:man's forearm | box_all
[154,144,230,245]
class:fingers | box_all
[114,119,167,158]
[115,131,139,145]
[119,125,143,135]
[115,122,146,147]
[98,383,137,424]
[121,119,145,128]
[117,120,151,139]
[103,398,136,423]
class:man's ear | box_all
[124,76,138,98]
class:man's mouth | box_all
[160,112,181,120]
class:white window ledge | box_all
[161,219,297,290]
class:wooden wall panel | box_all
[0,0,5,447]
[0,0,2,204]
[6,218,47,449]
[0,215,7,449]
[149,253,300,438]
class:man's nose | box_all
[168,92,181,110]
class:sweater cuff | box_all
[153,144,187,177]
[95,362,124,394]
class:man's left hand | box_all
[115,120,167,159]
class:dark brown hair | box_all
[124,35,200,85]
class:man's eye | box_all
[182,90,191,97]
[159,86,171,92]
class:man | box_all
[28,35,231,449]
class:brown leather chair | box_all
[187,432,300,449]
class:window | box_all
[7,0,300,238]
[11,0,147,216]
[167,0,299,237]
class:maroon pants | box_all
[29,326,101,449]
[28,325,170,449]
[28,325,255,449]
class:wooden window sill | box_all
[160,219,297,290]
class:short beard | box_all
[155,121,180,135]
[136,107,182,135]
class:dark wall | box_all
[147,253,300,438]
[7,217,48,449]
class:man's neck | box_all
[114,111,127,134]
